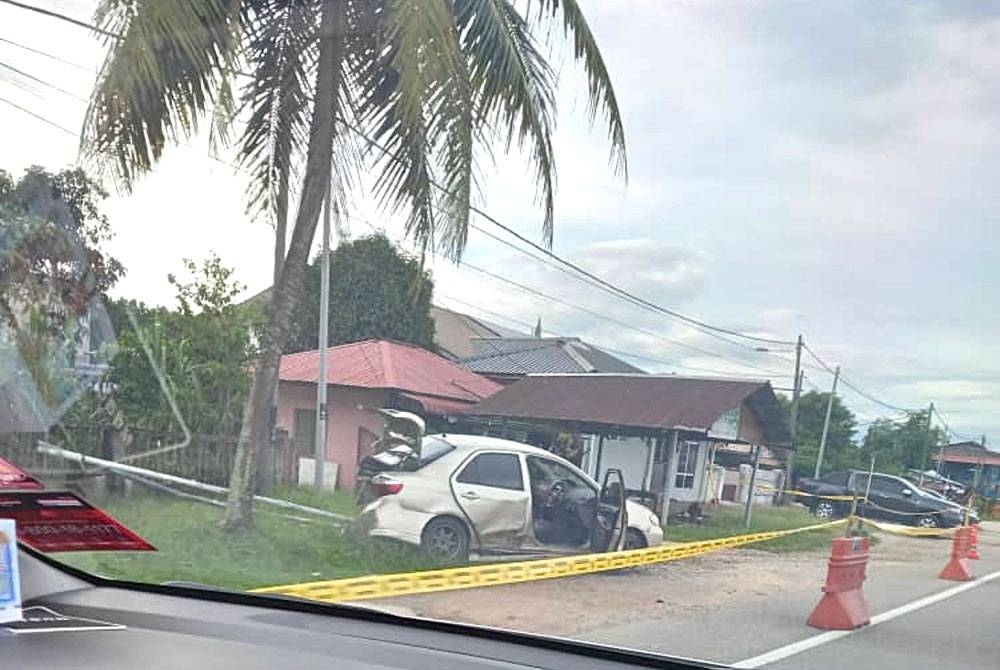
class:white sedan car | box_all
[357,434,664,563]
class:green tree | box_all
[285,234,434,352]
[90,255,262,437]
[779,391,860,478]
[83,0,626,529]
[860,410,944,475]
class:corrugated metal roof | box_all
[932,441,1000,466]
[279,339,502,403]
[461,338,644,375]
[466,374,791,445]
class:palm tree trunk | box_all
[223,0,344,530]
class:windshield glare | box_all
[0,1,997,668]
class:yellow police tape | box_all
[251,519,847,603]
[858,517,956,538]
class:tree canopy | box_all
[285,234,434,353]
[860,410,944,475]
[779,391,860,478]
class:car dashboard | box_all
[6,550,718,670]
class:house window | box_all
[674,441,699,489]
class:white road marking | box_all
[731,570,1000,668]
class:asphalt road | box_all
[580,524,1000,669]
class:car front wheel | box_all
[421,517,469,564]
[624,528,647,550]
[916,515,939,529]
[813,500,837,519]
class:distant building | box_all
[276,339,502,490]
[430,305,525,360]
[932,441,1000,497]
[460,337,644,385]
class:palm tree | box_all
[82,0,626,530]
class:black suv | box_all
[797,470,977,528]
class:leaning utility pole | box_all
[814,365,840,478]
[313,178,332,490]
[781,334,804,502]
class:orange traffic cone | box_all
[939,526,975,581]
[968,524,981,560]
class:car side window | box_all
[870,476,907,495]
[456,453,524,491]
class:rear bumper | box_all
[357,498,433,548]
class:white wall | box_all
[583,435,652,492]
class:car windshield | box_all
[1,2,997,669]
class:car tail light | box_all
[371,473,404,497]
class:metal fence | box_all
[1,425,296,489]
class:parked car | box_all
[356,434,664,562]
[797,470,979,528]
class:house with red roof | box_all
[277,339,502,490]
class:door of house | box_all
[292,409,317,457]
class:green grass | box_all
[663,503,853,552]
[267,484,362,517]
[57,493,432,591]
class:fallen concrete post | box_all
[36,441,353,524]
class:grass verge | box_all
[663,503,853,552]
[57,492,431,591]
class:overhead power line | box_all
[0,35,96,72]
[0,94,74,134]
[0,60,87,101]
[0,0,120,39]
[340,119,796,348]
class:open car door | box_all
[590,469,628,553]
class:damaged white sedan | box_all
[356,433,664,563]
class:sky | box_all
[1,0,997,444]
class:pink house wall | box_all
[276,382,390,490]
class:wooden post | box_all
[744,444,762,529]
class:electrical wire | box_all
[0,0,120,39]
[0,35,96,72]
[0,93,74,134]
[341,119,796,348]
[0,60,87,101]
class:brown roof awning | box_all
[465,374,791,446]
[397,392,476,417]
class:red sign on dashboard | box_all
[0,491,155,553]
[0,457,44,490]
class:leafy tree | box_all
[779,391,860,479]
[285,234,434,352]
[80,255,262,437]
[83,0,627,529]
[860,410,944,475]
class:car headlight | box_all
[649,513,661,527]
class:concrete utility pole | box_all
[781,335,804,503]
[313,178,332,490]
[814,365,840,478]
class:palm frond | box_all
[536,0,627,178]
[237,0,320,221]
[82,0,242,189]
[365,0,473,257]
[456,0,556,243]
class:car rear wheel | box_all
[916,515,939,529]
[624,528,647,550]
[814,501,837,519]
[421,517,469,564]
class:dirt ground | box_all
[371,526,981,638]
